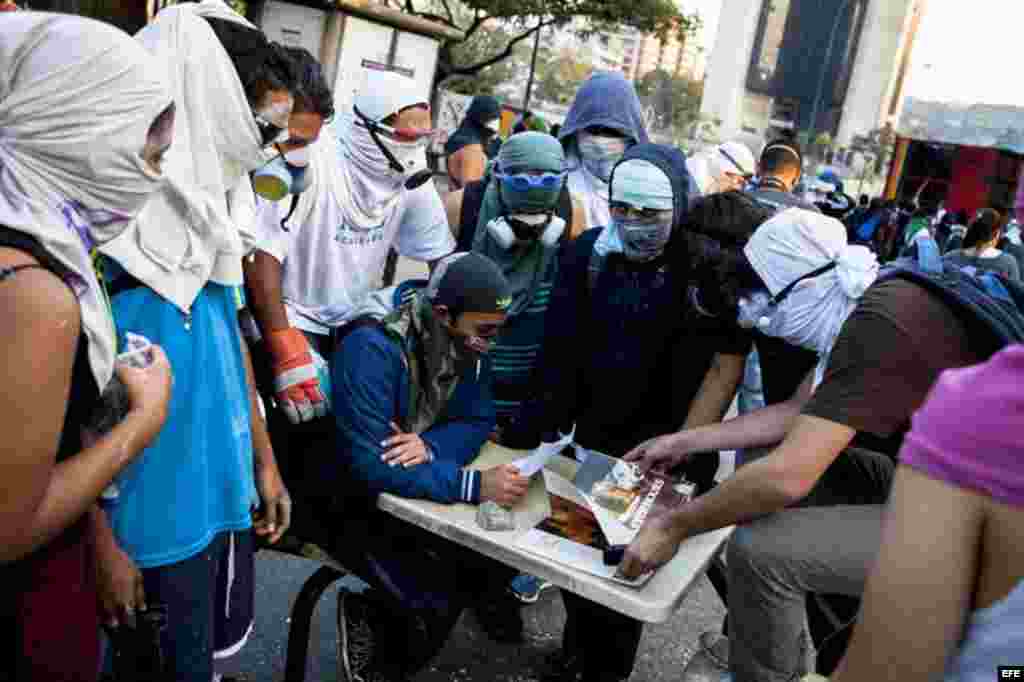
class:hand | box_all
[623,433,690,475]
[617,511,686,581]
[381,422,431,469]
[117,343,172,450]
[94,537,146,629]
[480,464,529,508]
[267,328,326,424]
[254,459,291,544]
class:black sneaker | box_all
[337,590,403,682]
[471,593,525,644]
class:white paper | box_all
[510,426,575,477]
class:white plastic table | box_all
[378,442,733,623]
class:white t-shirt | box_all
[254,176,453,335]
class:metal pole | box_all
[522,20,542,111]
[807,0,852,146]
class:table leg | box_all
[284,565,348,682]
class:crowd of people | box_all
[1,4,1022,682]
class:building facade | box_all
[701,0,927,147]
[621,25,706,83]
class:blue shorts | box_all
[138,529,255,681]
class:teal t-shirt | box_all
[103,276,257,568]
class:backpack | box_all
[880,250,1024,354]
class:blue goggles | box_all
[494,171,567,191]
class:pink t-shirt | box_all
[899,344,1024,507]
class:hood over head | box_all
[609,143,693,242]
[466,95,501,127]
[559,71,649,148]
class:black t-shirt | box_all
[803,279,984,458]
[753,332,819,406]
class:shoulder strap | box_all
[585,233,606,296]
[0,226,74,285]
[556,184,573,228]
[456,179,489,252]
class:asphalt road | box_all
[218,551,726,682]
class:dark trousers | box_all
[728,447,894,682]
[310,500,516,676]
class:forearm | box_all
[240,333,276,471]
[682,353,744,429]
[664,454,795,538]
[674,398,802,456]
[243,251,290,335]
[88,503,118,553]
[5,415,151,563]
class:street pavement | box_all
[218,252,733,681]
[219,551,726,682]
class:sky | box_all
[903,0,1024,106]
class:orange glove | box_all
[266,328,326,424]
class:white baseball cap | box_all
[716,140,755,177]
[353,69,427,122]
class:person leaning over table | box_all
[619,208,1012,682]
[309,252,528,682]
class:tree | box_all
[635,69,703,134]
[380,0,693,91]
[533,47,593,106]
[441,21,532,96]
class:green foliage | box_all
[533,47,593,106]
[635,69,703,133]
[385,0,689,88]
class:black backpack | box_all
[879,252,1024,355]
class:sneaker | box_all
[472,593,524,644]
[509,573,554,604]
[538,650,585,682]
[698,631,729,670]
[337,590,403,682]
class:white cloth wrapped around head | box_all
[744,208,879,385]
[99,0,278,312]
[0,12,171,388]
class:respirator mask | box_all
[252,145,311,200]
[486,169,567,250]
[354,105,435,190]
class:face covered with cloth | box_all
[689,208,880,386]
[593,153,678,263]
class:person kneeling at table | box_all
[321,252,528,682]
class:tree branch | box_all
[449,19,555,77]
[439,0,455,27]
[463,11,487,40]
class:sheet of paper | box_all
[510,426,575,477]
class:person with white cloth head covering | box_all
[0,12,173,680]
[88,3,296,679]
[620,205,999,682]
[743,208,880,385]
[687,140,756,200]
[245,67,453,428]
